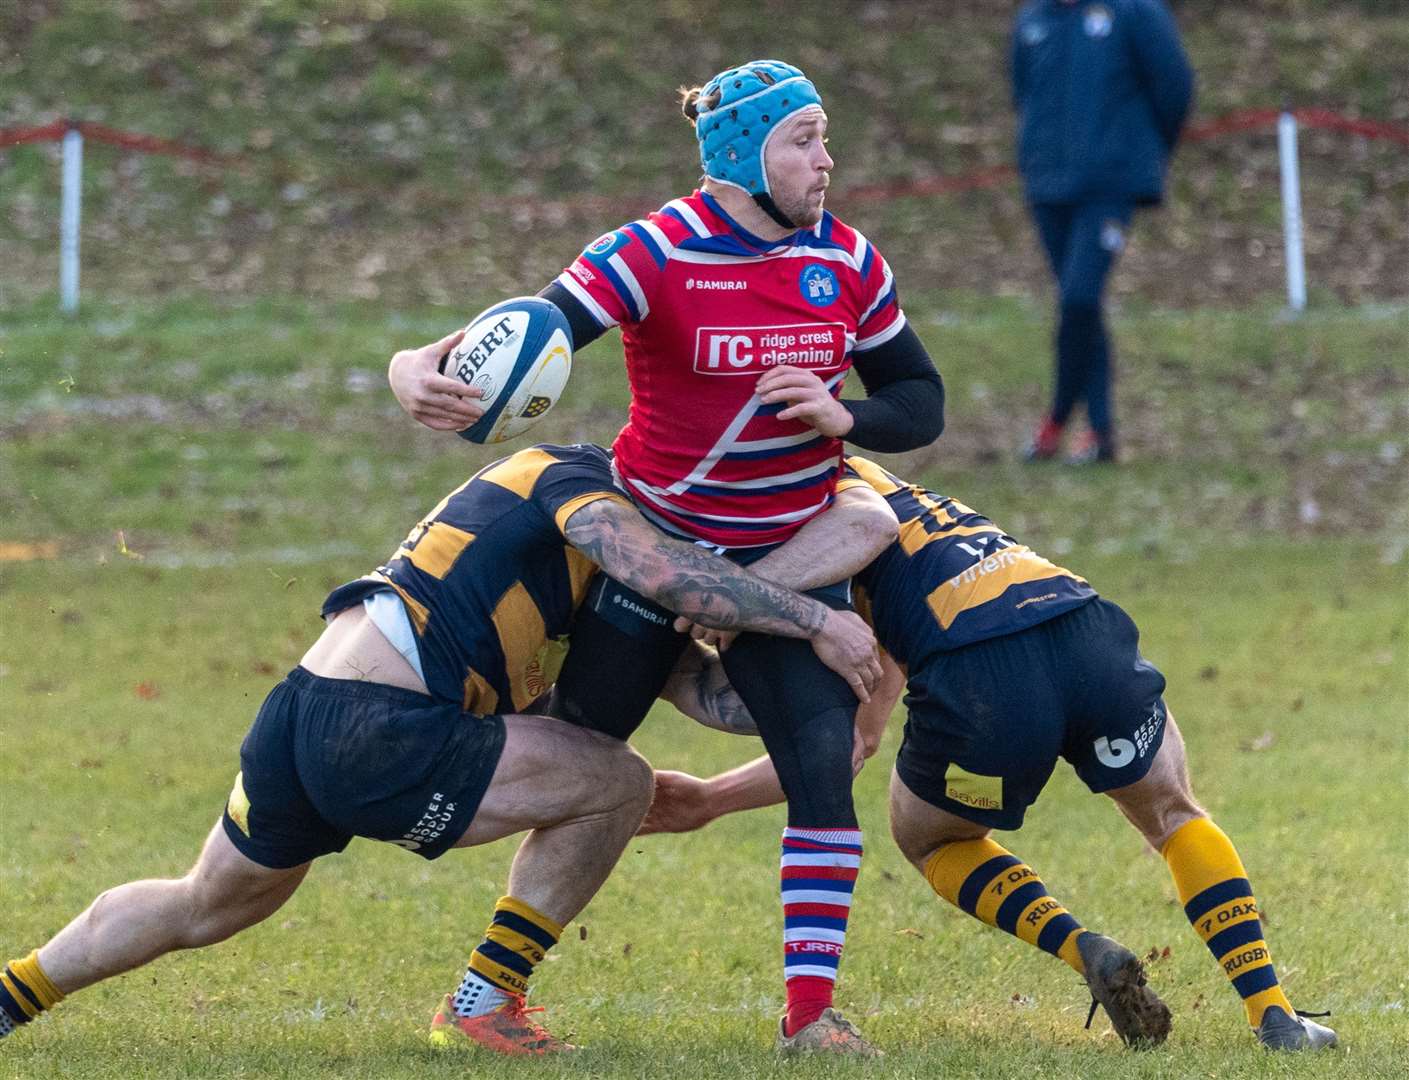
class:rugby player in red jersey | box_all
[644,457,1338,1054]
[390,61,944,1055]
[0,439,885,1057]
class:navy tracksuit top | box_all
[1010,0,1195,206]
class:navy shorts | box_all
[895,597,1167,830]
[221,667,506,868]
[549,560,853,741]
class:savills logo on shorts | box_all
[944,763,1003,811]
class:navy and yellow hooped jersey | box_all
[322,444,630,714]
[842,456,1097,665]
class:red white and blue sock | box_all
[780,826,862,1037]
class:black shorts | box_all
[895,597,1167,830]
[548,565,852,741]
[221,667,506,868]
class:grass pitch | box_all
[2,295,1407,1078]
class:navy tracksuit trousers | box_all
[1031,200,1133,438]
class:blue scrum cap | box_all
[694,60,823,198]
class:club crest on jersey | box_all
[799,263,840,307]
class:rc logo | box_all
[799,263,839,307]
[693,322,846,375]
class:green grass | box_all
[2,546,1406,1078]
[2,1,1406,308]
[2,294,1408,1079]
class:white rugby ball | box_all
[447,296,573,444]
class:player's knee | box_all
[582,734,654,815]
[1111,779,1203,850]
[613,743,655,815]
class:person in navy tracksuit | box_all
[1012,0,1193,463]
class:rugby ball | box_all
[447,296,573,444]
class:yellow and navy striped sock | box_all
[454,896,562,1016]
[1163,816,1294,1028]
[924,837,1087,974]
[0,951,65,1037]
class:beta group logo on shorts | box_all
[693,322,846,375]
[799,263,840,307]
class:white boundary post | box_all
[1277,110,1307,313]
[60,125,83,314]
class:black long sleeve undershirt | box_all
[841,323,945,452]
[538,281,608,351]
[538,282,943,452]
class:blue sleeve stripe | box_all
[860,242,875,279]
[1183,878,1254,923]
[597,258,641,322]
[625,222,667,269]
[865,286,898,319]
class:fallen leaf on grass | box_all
[895,927,925,939]
[134,681,161,700]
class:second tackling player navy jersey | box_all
[322,444,630,714]
[841,456,1097,665]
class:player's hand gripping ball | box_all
[447,297,573,444]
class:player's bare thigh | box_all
[888,767,991,869]
[452,713,653,848]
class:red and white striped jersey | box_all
[555,189,906,547]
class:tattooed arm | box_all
[562,497,883,698]
[745,483,897,593]
[670,482,898,646]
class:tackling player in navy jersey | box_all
[0,430,885,1058]
[387,60,945,1055]
[645,457,1337,1054]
